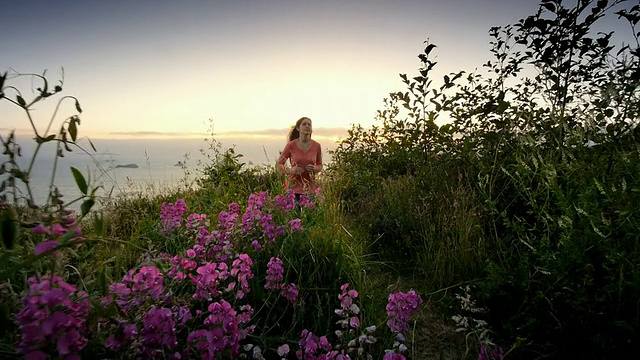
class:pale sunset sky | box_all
[3,0,545,143]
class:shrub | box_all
[327,0,640,357]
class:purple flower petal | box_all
[34,240,59,255]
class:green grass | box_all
[16,163,431,358]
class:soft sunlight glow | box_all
[2,1,543,140]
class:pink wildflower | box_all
[386,290,423,334]
[34,240,59,256]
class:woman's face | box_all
[298,118,312,135]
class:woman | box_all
[278,117,323,201]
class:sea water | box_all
[2,136,335,209]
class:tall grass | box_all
[325,158,488,294]
[65,152,412,357]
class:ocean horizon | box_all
[3,136,337,209]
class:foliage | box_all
[196,120,284,206]
[0,68,100,298]
[328,0,640,357]
[0,69,98,214]
[2,190,424,359]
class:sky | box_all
[0,0,591,144]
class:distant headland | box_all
[114,163,139,169]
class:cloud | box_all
[107,131,208,139]
[0,127,33,137]
[106,127,350,141]
[213,127,350,141]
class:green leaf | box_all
[424,43,436,56]
[98,266,107,293]
[69,118,78,142]
[0,208,17,250]
[93,212,105,237]
[81,198,95,217]
[70,166,88,195]
[35,134,56,144]
[90,185,102,197]
[16,95,26,107]
[41,75,48,95]
[497,100,510,113]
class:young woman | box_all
[278,117,323,200]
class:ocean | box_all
[3,136,336,209]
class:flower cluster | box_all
[334,283,376,358]
[160,199,188,235]
[336,283,360,330]
[294,188,325,210]
[384,290,423,359]
[274,190,296,212]
[140,306,179,357]
[295,330,339,359]
[281,282,395,360]
[190,262,230,300]
[299,195,316,209]
[206,191,301,256]
[103,255,257,358]
[15,274,89,359]
[167,253,197,281]
[241,209,286,250]
[186,212,209,230]
[265,257,299,302]
[103,307,186,359]
[386,290,423,334]
[265,257,284,290]
[247,191,270,211]
[101,266,182,357]
[188,300,254,359]
[14,190,334,359]
[31,209,84,256]
[280,283,299,303]
[107,266,166,313]
[231,253,254,299]
[217,202,240,231]
[289,218,304,232]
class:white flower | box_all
[349,303,360,314]
[365,325,376,333]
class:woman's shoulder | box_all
[311,139,322,147]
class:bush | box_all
[328,0,640,357]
